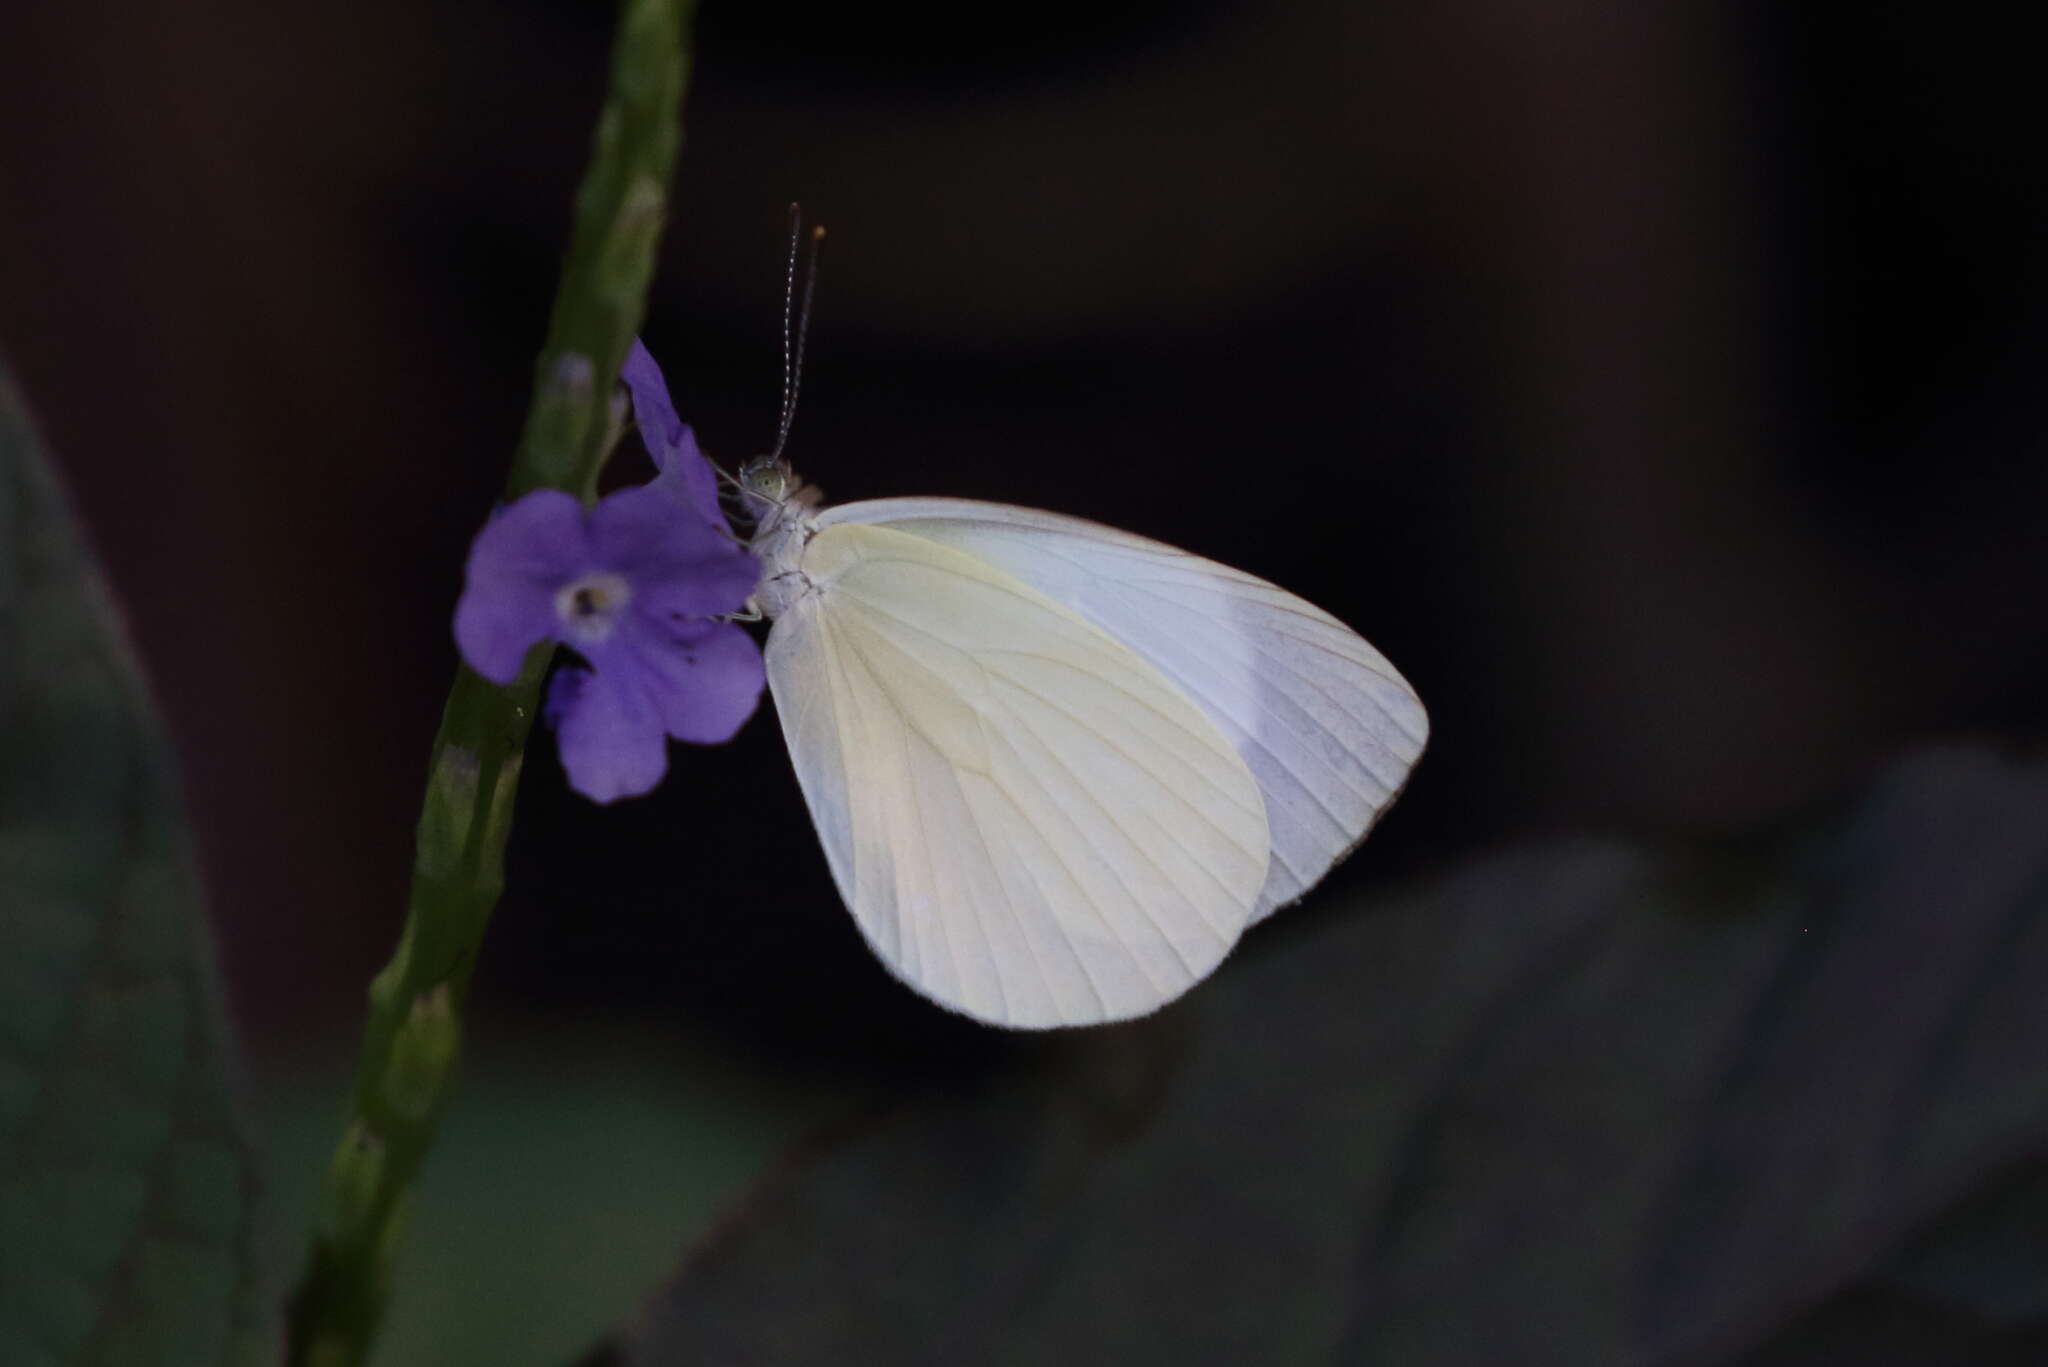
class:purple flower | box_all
[453,347,764,803]
[622,338,727,530]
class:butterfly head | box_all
[739,453,795,507]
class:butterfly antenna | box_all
[776,203,801,442]
[770,210,826,465]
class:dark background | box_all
[1,0,2045,1356]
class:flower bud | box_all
[381,985,460,1124]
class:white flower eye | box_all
[553,572,633,646]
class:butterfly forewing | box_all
[814,499,1429,918]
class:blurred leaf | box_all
[609,745,2048,1366]
[0,369,278,1366]
[1872,1158,2048,1324]
[257,1023,846,1367]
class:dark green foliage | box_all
[616,747,2048,1365]
[0,368,277,1366]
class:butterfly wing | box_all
[766,521,1270,1028]
[816,498,1428,919]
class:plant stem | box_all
[285,3,690,1361]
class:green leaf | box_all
[0,369,278,1366]
[611,745,2048,1365]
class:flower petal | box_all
[589,484,761,617]
[454,489,589,684]
[634,553,763,623]
[622,339,727,529]
[546,664,671,803]
[625,619,766,744]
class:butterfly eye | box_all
[739,454,791,503]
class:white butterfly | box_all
[741,458,1427,1029]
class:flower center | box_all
[554,572,633,647]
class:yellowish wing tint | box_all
[817,499,1430,919]
[766,522,1269,1027]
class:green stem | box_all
[285,3,691,1362]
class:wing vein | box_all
[920,723,1014,1017]
[819,613,917,976]
[944,733,1111,1019]
[840,589,1263,815]
[975,720,1191,988]
[1097,575,1424,775]
[990,684,1240,951]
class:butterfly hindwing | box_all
[765,521,1270,1027]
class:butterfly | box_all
[739,455,1428,1028]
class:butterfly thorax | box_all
[741,456,820,619]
